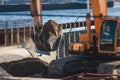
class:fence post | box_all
[73,32,76,42]
[17,28,20,45]
[63,37,66,57]
[29,27,32,37]
[23,27,26,42]
[4,29,7,46]
[11,29,13,45]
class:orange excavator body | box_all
[68,0,120,55]
[69,0,108,53]
[30,0,120,78]
[91,0,120,54]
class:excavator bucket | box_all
[32,20,63,51]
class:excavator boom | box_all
[30,0,62,51]
[91,0,107,38]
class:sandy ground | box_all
[0,44,57,80]
[0,46,33,63]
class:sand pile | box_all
[0,58,48,78]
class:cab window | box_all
[100,20,117,51]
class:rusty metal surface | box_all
[62,73,120,80]
[0,77,60,80]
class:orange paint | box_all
[91,0,107,38]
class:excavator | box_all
[30,0,120,79]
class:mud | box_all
[0,58,48,78]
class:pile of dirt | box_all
[0,58,48,78]
[0,67,12,77]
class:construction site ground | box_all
[0,45,120,80]
[0,45,59,80]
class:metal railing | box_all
[0,19,33,30]
[57,26,95,59]
[0,19,95,58]
[57,30,81,58]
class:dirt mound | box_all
[0,67,12,77]
[0,58,48,78]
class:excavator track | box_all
[48,56,82,78]
[48,55,102,78]
[48,55,120,79]
[97,61,120,79]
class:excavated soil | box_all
[0,58,48,78]
[0,67,12,77]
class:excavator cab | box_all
[98,18,120,54]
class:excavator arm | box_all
[30,0,42,30]
[30,0,62,51]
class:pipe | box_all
[62,73,120,80]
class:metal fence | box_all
[0,19,34,30]
[57,30,81,58]
[57,26,95,59]
[0,19,95,58]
